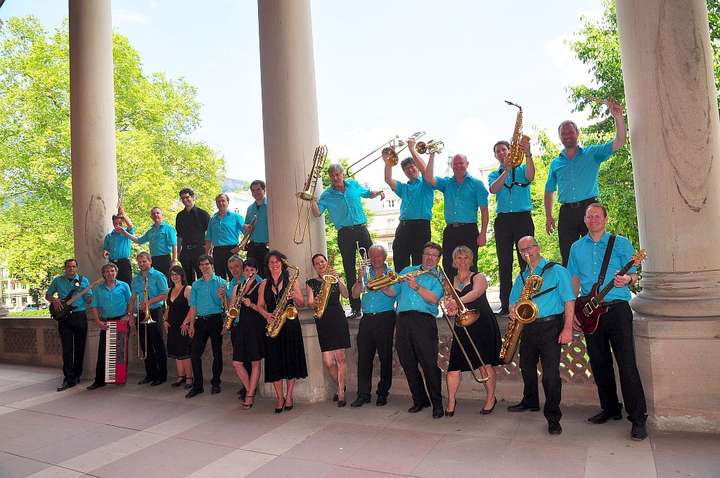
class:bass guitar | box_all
[50,278,103,320]
[574,250,646,334]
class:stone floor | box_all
[0,363,718,478]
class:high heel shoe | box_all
[481,396,497,415]
[274,398,285,414]
[242,395,255,410]
[171,376,186,387]
[445,399,457,417]
[284,397,294,411]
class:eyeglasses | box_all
[519,244,538,253]
[423,252,440,258]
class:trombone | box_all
[345,131,425,177]
[293,145,328,244]
[136,276,155,360]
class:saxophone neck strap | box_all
[502,167,530,190]
[522,261,560,299]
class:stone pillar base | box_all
[634,315,720,433]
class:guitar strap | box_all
[592,235,616,297]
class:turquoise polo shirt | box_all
[47,274,92,312]
[567,232,636,303]
[395,178,434,220]
[137,222,177,256]
[245,200,269,243]
[545,141,614,204]
[206,211,245,246]
[91,281,131,319]
[130,268,169,310]
[361,265,397,313]
[432,174,489,224]
[103,226,135,260]
[393,265,444,316]
[488,165,533,213]
[510,258,575,317]
[190,274,228,316]
[317,179,372,228]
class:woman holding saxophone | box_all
[257,251,307,413]
[306,253,351,407]
[442,246,502,416]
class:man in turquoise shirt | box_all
[184,254,228,397]
[128,252,169,386]
[121,207,177,280]
[423,152,489,281]
[350,245,397,408]
[243,180,270,267]
[87,263,132,389]
[392,242,445,419]
[507,236,574,435]
[567,203,647,441]
[312,164,385,318]
[488,136,535,315]
[544,99,626,265]
[103,205,134,285]
[46,258,93,391]
[384,137,434,272]
[205,193,245,280]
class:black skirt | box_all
[307,278,351,352]
[166,286,192,360]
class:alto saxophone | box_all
[265,260,300,338]
[313,253,338,319]
[499,273,542,364]
[224,277,259,331]
[505,100,528,168]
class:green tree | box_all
[0,17,224,289]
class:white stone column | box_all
[68,0,118,279]
[257,0,328,401]
[69,0,118,380]
[616,0,720,431]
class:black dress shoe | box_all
[496,307,510,316]
[507,402,540,412]
[86,382,106,390]
[211,385,221,394]
[351,397,370,408]
[185,388,203,398]
[588,409,623,424]
[548,421,562,435]
[346,311,362,320]
[57,381,74,392]
[432,407,445,419]
[631,422,648,441]
[138,377,152,385]
[337,400,347,408]
[408,402,431,413]
[375,396,387,407]
[332,393,339,402]
[150,380,164,386]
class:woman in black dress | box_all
[306,253,351,407]
[229,258,265,409]
[443,246,501,415]
[257,250,307,413]
[163,265,193,389]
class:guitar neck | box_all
[595,259,635,301]
[65,279,103,305]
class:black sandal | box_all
[171,376,186,387]
[242,395,255,410]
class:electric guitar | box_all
[50,278,103,320]
[574,250,646,334]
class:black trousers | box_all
[212,245,236,280]
[152,254,172,281]
[392,220,431,273]
[338,225,372,313]
[395,311,442,408]
[442,223,478,281]
[111,258,132,286]
[138,308,167,381]
[93,317,126,384]
[191,314,224,390]
[518,316,563,422]
[245,242,269,269]
[356,311,396,400]
[58,311,88,383]
[495,211,534,310]
[585,302,647,425]
[179,245,204,285]
[558,197,596,266]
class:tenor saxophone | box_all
[499,273,542,364]
[265,260,300,338]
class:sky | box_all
[0,0,603,186]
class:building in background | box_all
[0,267,40,311]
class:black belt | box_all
[213,245,237,250]
[248,241,268,246]
[399,219,430,225]
[496,210,531,216]
[446,222,476,228]
[183,243,204,250]
[603,300,627,308]
[561,197,597,209]
[397,310,434,319]
[534,314,562,323]
[102,314,126,321]
[362,310,395,318]
[339,224,367,232]
[197,313,223,320]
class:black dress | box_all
[448,273,502,370]
[264,279,308,382]
[307,278,351,352]
[166,285,192,360]
[230,278,265,362]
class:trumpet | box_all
[294,145,328,244]
[415,140,444,155]
[346,131,425,177]
[357,242,369,292]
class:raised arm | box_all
[423,151,438,187]
[607,99,627,152]
[522,136,535,181]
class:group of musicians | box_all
[46,99,647,441]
